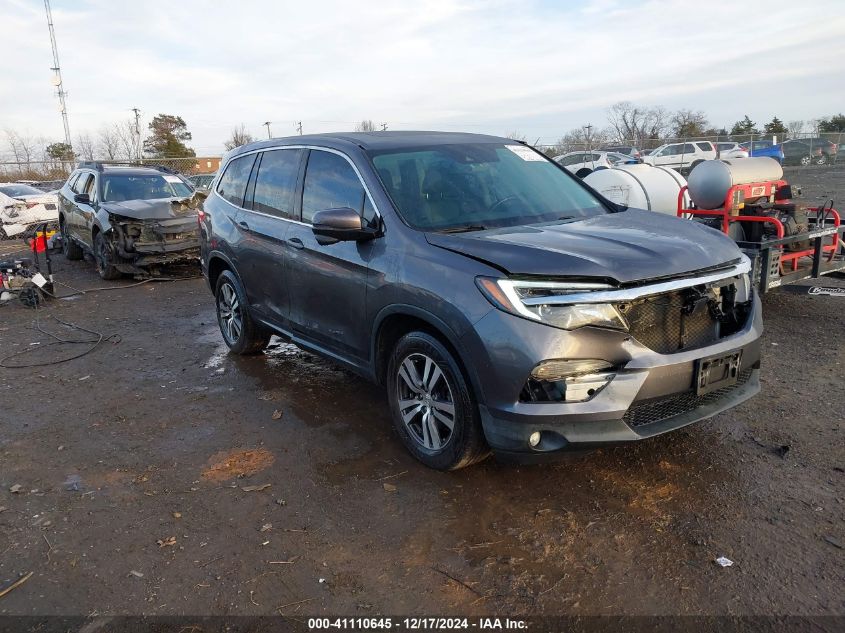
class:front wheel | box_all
[387,332,489,470]
[816,154,828,165]
[93,231,122,280]
[800,155,812,166]
[215,270,271,354]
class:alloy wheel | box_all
[217,281,243,344]
[395,353,456,451]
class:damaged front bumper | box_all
[107,215,200,272]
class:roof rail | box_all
[77,161,104,171]
[75,161,182,175]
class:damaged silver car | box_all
[57,163,202,279]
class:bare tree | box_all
[670,109,709,138]
[5,130,39,164]
[224,124,255,151]
[555,126,613,154]
[75,132,96,161]
[114,119,141,160]
[787,120,806,139]
[97,125,120,160]
[354,120,376,132]
[607,102,669,145]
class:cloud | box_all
[1,0,843,155]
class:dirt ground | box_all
[0,166,843,620]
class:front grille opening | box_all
[519,374,612,403]
[618,284,751,354]
[622,368,754,429]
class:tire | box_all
[93,231,122,280]
[61,218,83,260]
[386,332,489,470]
[816,154,828,165]
[214,269,271,354]
[800,155,812,166]
[575,168,592,179]
[689,160,703,173]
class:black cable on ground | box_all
[0,313,121,368]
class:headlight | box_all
[476,277,628,331]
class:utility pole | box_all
[584,123,593,152]
[263,121,272,139]
[131,107,142,162]
[44,0,71,149]
[296,121,303,136]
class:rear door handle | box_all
[287,237,304,250]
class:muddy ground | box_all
[0,166,843,619]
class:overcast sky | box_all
[2,0,843,155]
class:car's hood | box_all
[100,196,200,221]
[424,209,741,284]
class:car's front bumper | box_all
[461,293,763,462]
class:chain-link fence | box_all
[535,131,844,167]
[0,156,222,187]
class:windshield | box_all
[0,184,44,197]
[101,174,193,202]
[369,143,610,231]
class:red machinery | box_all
[677,179,844,292]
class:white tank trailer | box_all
[583,164,690,215]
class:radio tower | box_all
[44,0,72,148]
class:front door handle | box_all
[237,220,249,231]
[287,237,304,250]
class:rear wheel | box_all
[816,154,828,165]
[575,168,592,178]
[215,270,271,354]
[93,231,122,280]
[800,155,812,166]
[61,219,83,260]
[387,332,489,470]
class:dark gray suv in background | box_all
[199,132,762,469]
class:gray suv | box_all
[199,132,762,470]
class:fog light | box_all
[529,432,542,448]
[531,359,613,381]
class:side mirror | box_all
[74,193,90,204]
[311,207,378,245]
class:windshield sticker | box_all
[505,145,545,161]
[163,175,183,184]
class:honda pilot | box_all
[199,132,762,470]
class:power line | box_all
[44,0,71,147]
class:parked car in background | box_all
[641,141,717,173]
[188,173,216,190]
[600,146,641,159]
[0,182,59,238]
[58,163,201,279]
[780,140,824,166]
[553,151,638,177]
[715,142,749,159]
[739,140,785,164]
[797,137,838,163]
[200,131,761,469]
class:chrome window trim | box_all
[212,145,382,227]
[518,257,752,306]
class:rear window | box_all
[0,184,43,197]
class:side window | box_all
[591,153,602,162]
[661,145,678,156]
[84,174,97,200]
[67,172,80,191]
[74,173,93,196]
[216,154,256,207]
[251,149,303,219]
[301,151,367,224]
[695,142,711,152]
[560,155,579,166]
[683,143,697,154]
